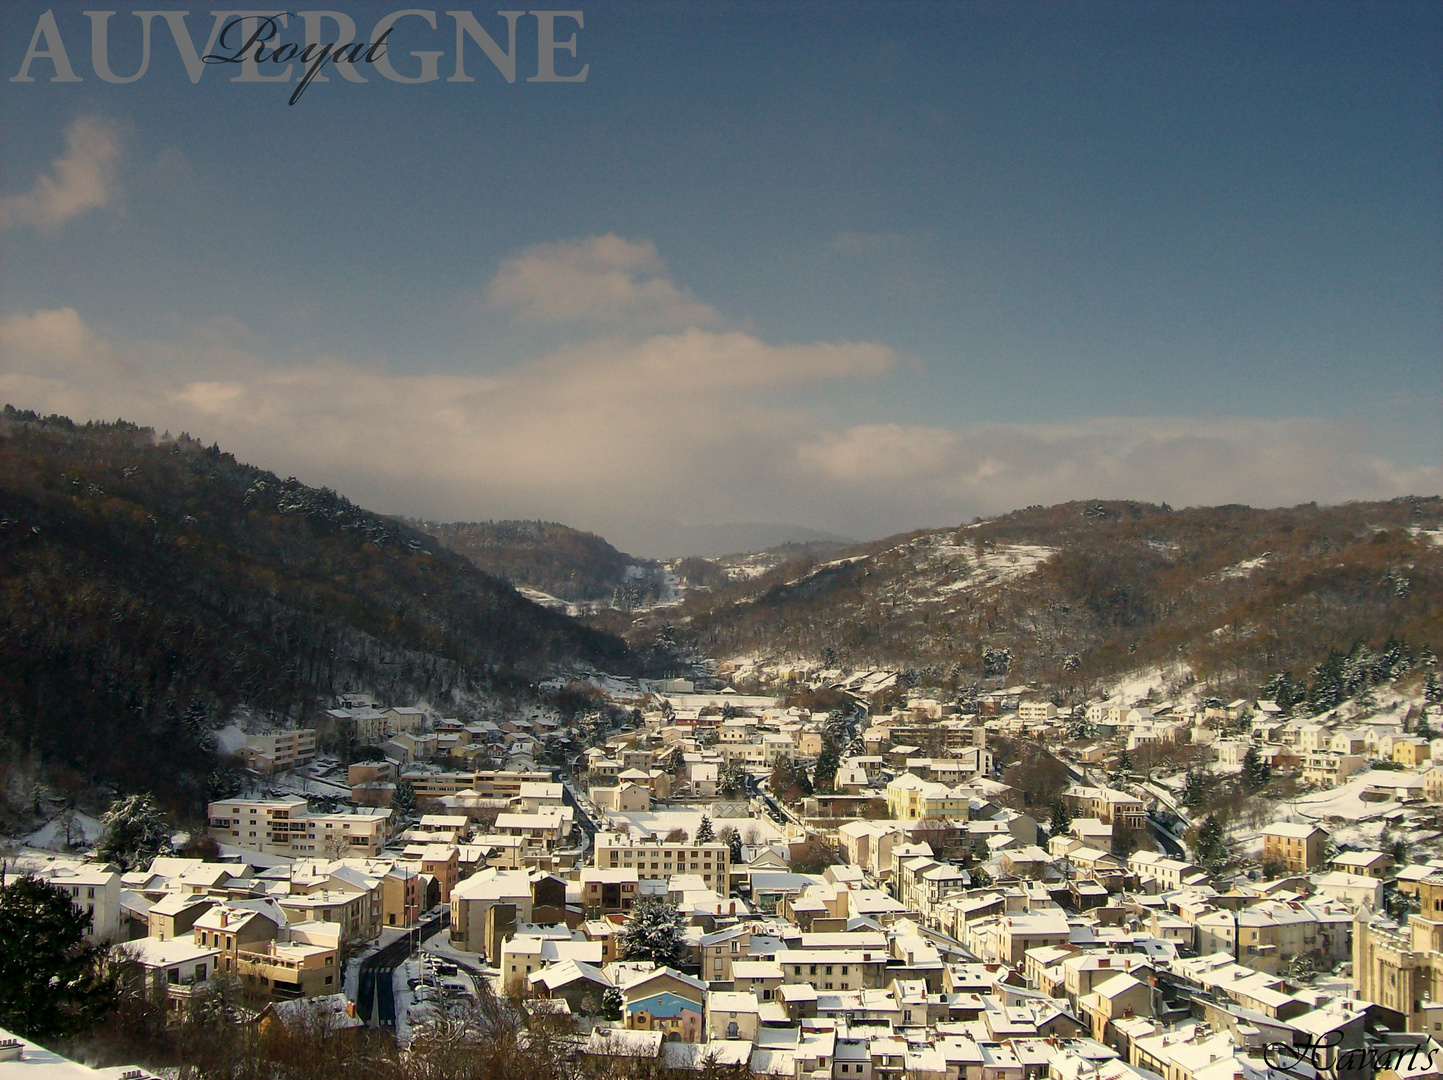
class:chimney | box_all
[220,910,229,927]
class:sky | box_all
[0,1,1439,557]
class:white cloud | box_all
[0,117,121,231]
[485,234,721,328]
[2,237,1437,555]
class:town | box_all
[7,662,1443,1080]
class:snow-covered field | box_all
[22,811,103,851]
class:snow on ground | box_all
[517,587,578,615]
[1408,527,1443,547]
[421,928,486,968]
[214,724,248,755]
[602,808,789,843]
[22,811,104,851]
[1270,772,1399,826]
[830,533,1060,601]
[216,843,294,869]
[393,959,418,1046]
[1095,664,1195,707]
[719,556,778,581]
[1217,555,1271,580]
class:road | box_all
[355,909,449,1028]
[1147,813,1186,858]
[560,775,600,837]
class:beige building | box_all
[1261,822,1328,873]
[240,729,317,775]
[405,768,552,801]
[1395,738,1432,768]
[1062,785,1146,829]
[208,798,391,858]
[593,833,730,892]
[192,902,340,1000]
[1302,751,1366,788]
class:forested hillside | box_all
[0,409,632,817]
[418,520,661,605]
[631,499,1443,701]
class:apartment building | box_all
[238,729,316,775]
[208,798,391,858]
[404,769,552,802]
[885,774,970,821]
[593,832,730,892]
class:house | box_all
[1061,786,1146,829]
[705,990,761,1042]
[619,967,706,1042]
[1078,972,1153,1049]
[580,867,639,916]
[529,959,613,1015]
[1329,850,1391,879]
[1261,822,1329,872]
[119,936,221,1006]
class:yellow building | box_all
[1395,738,1432,768]
[885,773,970,820]
[1261,822,1328,873]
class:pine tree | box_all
[601,986,623,1020]
[719,760,748,796]
[393,779,417,817]
[0,876,118,1038]
[1193,815,1228,875]
[1110,751,1135,785]
[95,793,171,871]
[1242,745,1271,793]
[813,737,841,793]
[1182,768,1210,810]
[729,828,744,864]
[694,815,715,844]
[616,894,687,968]
[1049,798,1071,836]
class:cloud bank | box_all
[2,235,1437,556]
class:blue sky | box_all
[1,1,1439,555]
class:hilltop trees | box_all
[0,411,636,817]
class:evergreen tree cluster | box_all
[615,894,686,968]
[0,875,117,1038]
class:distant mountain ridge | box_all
[626,498,1443,701]
[0,408,633,817]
